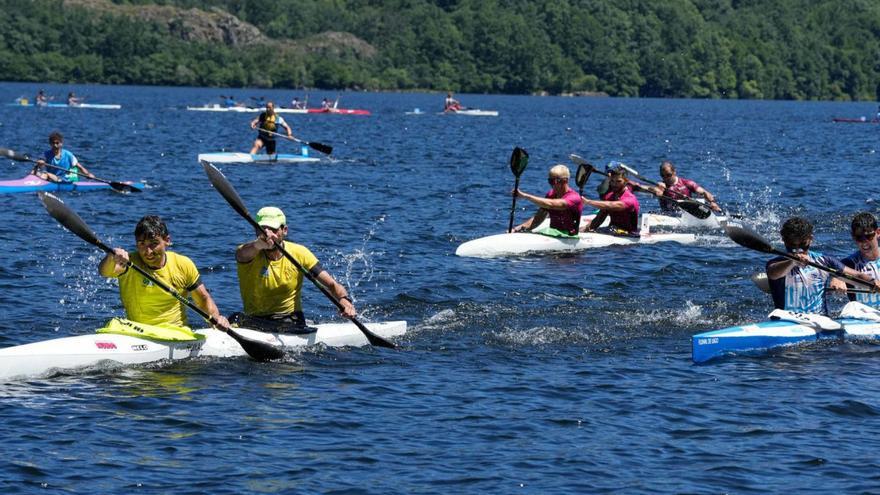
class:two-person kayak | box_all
[692,302,880,363]
[0,175,145,194]
[0,319,407,382]
[8,102,121,109]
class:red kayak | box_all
[832,117,879,123]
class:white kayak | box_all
[186,104,322,114]
[455,229,695,258]
[642,211,727,229]
[0,320,407,382]
[441,109,499,116]
[197,150,319,164]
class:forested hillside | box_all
[2,0,878,100]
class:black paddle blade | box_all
[509,147,529,177]
[38,192,107,251]
[575,163,592,189]
[726,224,775,254]
[308,141,333,155]
[0,147,30,162]
[226,328,285,361]
[201,161,258,230]
[109,181,142,193]
[677,199,713,219]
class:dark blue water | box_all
[1,82,879,493]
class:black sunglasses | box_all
[853,231,877,242]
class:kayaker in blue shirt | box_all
[31,131,95,183]
[766,217,869,315]
[842,212,880,308]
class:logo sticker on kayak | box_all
[95,341,117,350]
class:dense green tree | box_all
[0,0,878,100]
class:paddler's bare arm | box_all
[236,228,281,263]
[191,284,230,328]
[767,257,802,280]
[582,197,629,212]
[514,209,548,233]
[99,248,129,277]
[316,270,356,318]
[514,189,571,210]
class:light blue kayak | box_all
[0,175,144,194]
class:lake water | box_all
[0,82,879,493]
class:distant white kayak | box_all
[0,320,407,381]
[187,104,261,112]
[455,230,696,258]
[8,101,121,109]
[197,150,320,164]
[441,109,499,117]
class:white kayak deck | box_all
[455,230,695,257]
[0,320,406,382]
[197,151,320,164]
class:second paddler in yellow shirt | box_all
[98,215,230,329]
[231,206,357,332]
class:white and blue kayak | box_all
[692,304,880,363]
[197,149,319,164]
[8,101,121,109]
[0,320,407,382]
[455,229,695,258]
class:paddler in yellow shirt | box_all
[98,215,230,329]
[231,206,356,332]
[249,101,293,155]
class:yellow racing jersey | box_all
[237,241,320,316]
[113,251,202,327]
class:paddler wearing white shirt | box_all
[842,212,880,307]
[766,216,876,316]
[231,206,356,332]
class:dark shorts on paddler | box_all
[258,132,277,154]
[229,311,316,334]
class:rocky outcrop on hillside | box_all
[61,0,375,57]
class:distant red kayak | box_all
[832,117,879,123]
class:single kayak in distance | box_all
[197,148,320,164]
[440,109,499,117]
[0,175,144,194]
[0,319,407,382]
[832,117,880,123]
